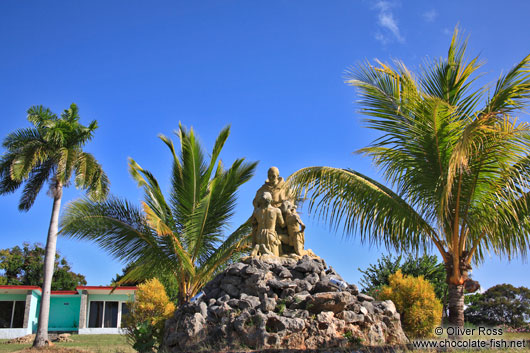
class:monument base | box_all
[163,256,408,352]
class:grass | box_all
[1,331,528,353]
[0,335,134,353]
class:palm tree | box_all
[288,29,530,329]
[0,104,109,347]
[60,124,257,305]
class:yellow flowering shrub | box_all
[132,278,176,325]
[378,270,442,338]
[123,278,176,352]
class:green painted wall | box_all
[88,294,132,302]
[48,296,80,331]
[0,293,26,301]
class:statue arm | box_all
[277,209,285,228]
[296,214,305,232]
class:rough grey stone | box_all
[338,310,365,324]
[239,295,260,310]
[268,278,296,290]
[222,275,242,286]
[227,298,239,307]
[359,305,369,316]
[227,262,246,275]
[261,296,276,312]
[295,279,313,292]
[295,260,321,273]
[163,257,408,352]
[220,283,239,297]
[199,302,207,318]
[218,294,230,303]
[358,293,375,302]
[278,269,292,279]
[362,300,375,314]
[382,300,397,316]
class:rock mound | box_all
[163,256,408,352]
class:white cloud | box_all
[371,0,404,44]
[423,9,437,22]
[374,32,389,44]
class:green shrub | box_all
[378,270,442,338]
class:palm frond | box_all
[288,167,440,254]
[19,161,54,211]
[484,54,530,115]
[59,197,179,270]
[0,152,23,195]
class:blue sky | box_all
[1,0,529,290]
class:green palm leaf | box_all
[60,125,257,305]
[289,28,530,328]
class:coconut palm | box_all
[0,104,109,346]
[288,29,530,329]
[60,124,257,305]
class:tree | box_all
[0,243,87,290]
[358,254,447,310]
[0,104,109,346]
[288,29,530,329]
[465,284,530,328]
[60,124,257,305]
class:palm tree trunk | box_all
[33,183,62,347]
[448,283,465,333]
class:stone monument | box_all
[251,167,311,258]
[162,167,409,352]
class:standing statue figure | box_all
[250,192,285,257]
[249,167,314,258]
[285,204,306,256]
[253,167,293,208]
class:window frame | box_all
[0,300,25,329]
[86,300,127,328]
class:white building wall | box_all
[0,327,32,339]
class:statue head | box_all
[262,192,273,206]
[267,167,280,184]
[280,200,292,214]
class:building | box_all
[0,285,136,339]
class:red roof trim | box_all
[0,285,42,292]
[76,286,138,290]
[51,290,78,295]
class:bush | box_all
[378,270,442,338]
[123,278,176,352]
[358,254,447,309]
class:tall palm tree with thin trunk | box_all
[0,104,109,347]
[288,29,530,330]
[60,124,257,305]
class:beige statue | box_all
[249,167,315,259]
[285,204,306,256]
[250,192,285,257]
[253,167,293,208]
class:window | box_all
[120,302,130,327]
[104,302,118,328]
[88,301,103,328]
[0,301,25,328]
[88,301,122,328]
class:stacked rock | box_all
[163,256,408,352]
